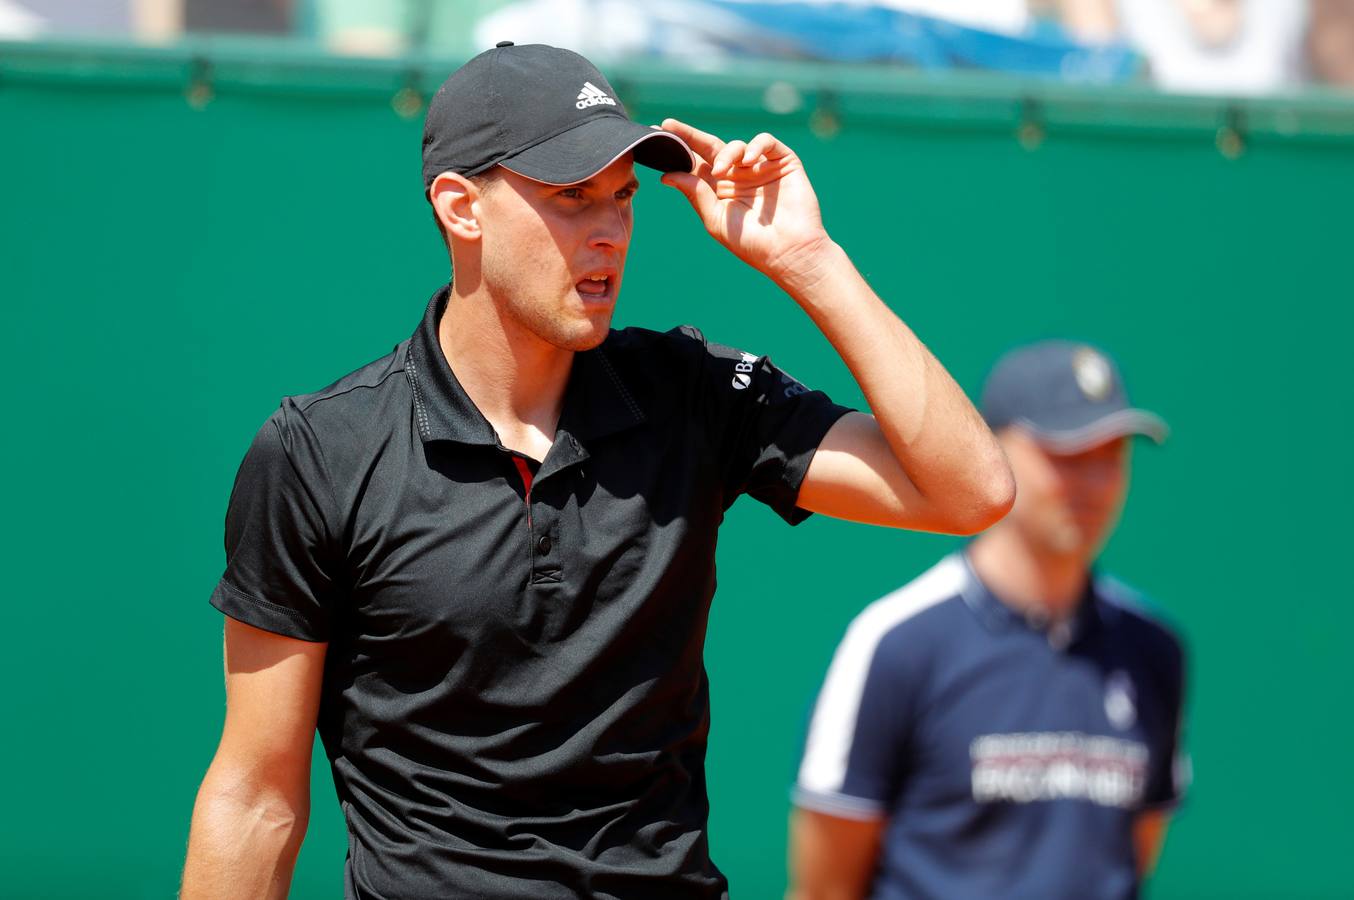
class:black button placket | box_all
[527,432,588,586]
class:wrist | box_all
[767,236,849,300]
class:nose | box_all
[1052,455,1114,496]
[1066,459,1124,500]
[587,199,631,252]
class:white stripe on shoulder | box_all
[797,555,967,795]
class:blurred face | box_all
[999,428,1131,560]
[475,156,637,351]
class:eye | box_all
[615,186,637,202]
[558,187,585,199]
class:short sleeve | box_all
[678,326,854,524]
[1143,638,1190,809]
[794,619,916,820]
[209,401,341,642]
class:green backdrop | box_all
[3,39,1352,899]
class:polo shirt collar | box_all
[405,285,646,450]
[957,549,1102,650]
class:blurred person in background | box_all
[0,0,133,37]
[314,0,510,57]
[1308,0,1354,87]
[0,0,242,41]
[1057,0,1308,94]
[0,0,43,36]
[790,341,1189,900]
[182,0,289,34]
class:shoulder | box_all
[285,340,409,417]
[600,324,757,408]
[239,342,409,489]
[603,324,716,364]
[806,555,970,758]
[836,555,972,671]
[603,324,764,368]
[1094,574,1187,668]
[272,341,410,440]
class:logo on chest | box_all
[1104,670,1137,731]
[969,731,1148,809]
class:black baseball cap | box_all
[421,42,693,188]
[981,340,1168,453]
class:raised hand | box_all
[660,118,831,286]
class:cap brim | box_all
[1019,408,1169,454]
[499,116,693,185]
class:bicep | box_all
[797,412,934,530]
[210,617,328,801]
[788,807,885,900]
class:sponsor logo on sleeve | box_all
[729,351,813,397]
[732,351,756,390]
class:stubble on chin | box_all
[505,293,613,352]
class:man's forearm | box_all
[1133,811,1170,878]
[774,239,1014,530]
[181,771,308,900]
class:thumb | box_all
[660,171,700,201]
[661,170,714,218]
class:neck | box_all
[967,526,1090,623]
[437,280,573,460]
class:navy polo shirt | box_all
[210,285,853,899]
[795,553,1188,900]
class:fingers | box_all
[661,118,725,163]
[743,132,787,164]
[661,120,795,176]
[661,121,799,223]
[710,140,748,177]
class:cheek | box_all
[1106,468,1131,508]
[1016,456,1062,503]
[483,219,568,286]
[1084,460,1128,498]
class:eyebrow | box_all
[563,177,640,193]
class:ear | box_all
[429,172,483,243]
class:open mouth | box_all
[575,271,615,304]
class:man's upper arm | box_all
[210,617,328,802]
[797,412,928,529]
[210,403,342,643]
[797,411,1003,535]
[675,326,853,524]
[795,595,927,823]
[790,610,902,896]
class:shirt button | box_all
[537,535,552,554]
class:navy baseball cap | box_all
[981,340,1168,453]
[421,42,693,188]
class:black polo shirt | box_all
[210,285,853,899]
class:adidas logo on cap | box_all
[575,81,616,110]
